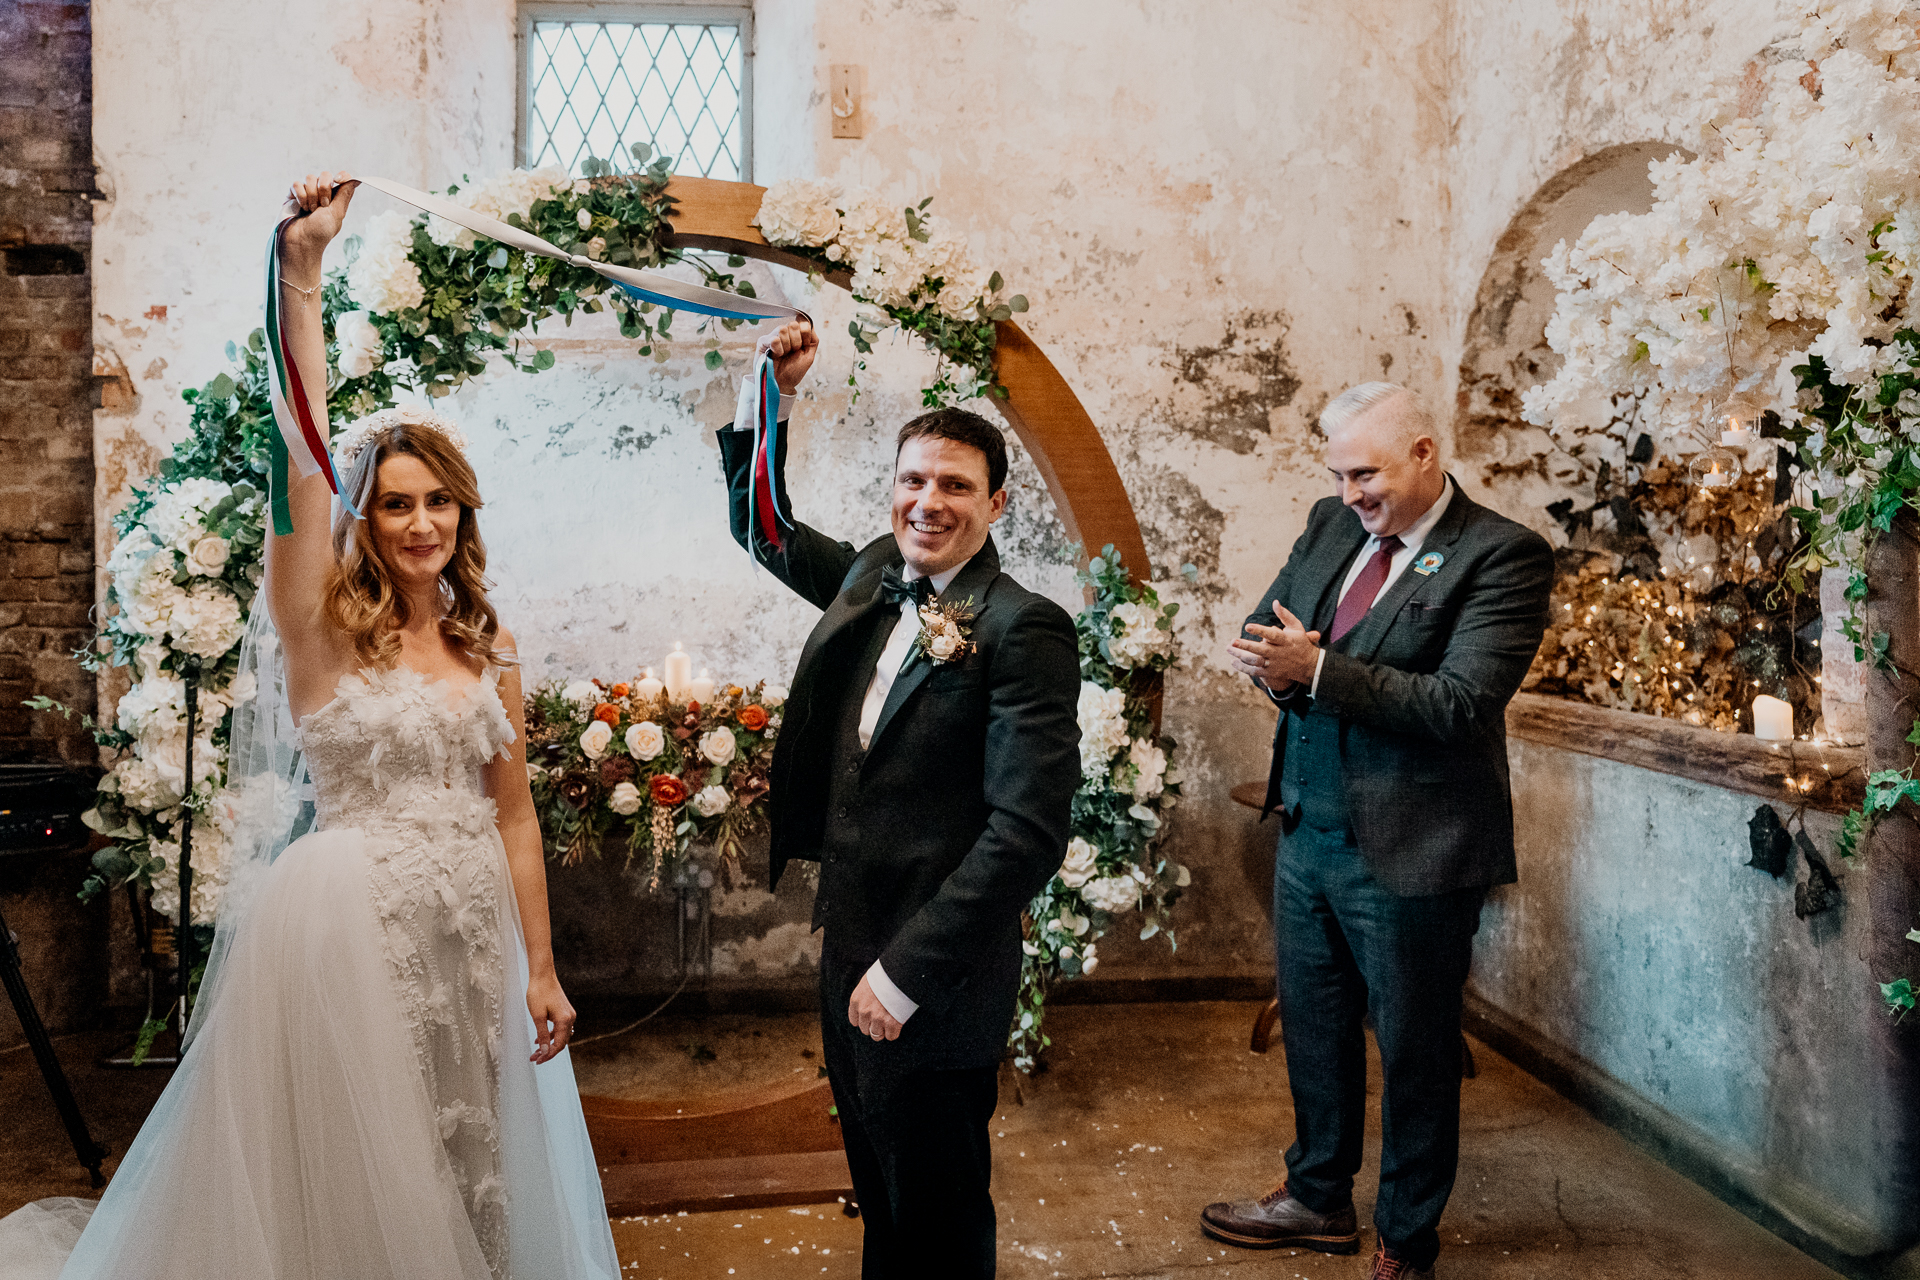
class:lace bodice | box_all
[299,665,516,834]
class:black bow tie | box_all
[879,566,934,608]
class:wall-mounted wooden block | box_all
[830,64,865,139]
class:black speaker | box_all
[0,764,100,856]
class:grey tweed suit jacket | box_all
[1248,478,1554,896]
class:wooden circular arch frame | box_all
[662,176,1150,584]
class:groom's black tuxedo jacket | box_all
[1249,478,1554,896]
[719,428,1081,1068]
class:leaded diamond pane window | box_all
[520,5,751,181]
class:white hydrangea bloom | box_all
[754,178,841,247]
[426,165,569,251]
[1076,682,1129,779]
[347,210,427,315]
[692,784,731,817]
[1109,601,1173,668]
[166,581,246,659]
[1082,875,1139,914]
[1123,737,1168,801]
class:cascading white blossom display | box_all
[1523,0,1920,475]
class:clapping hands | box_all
[1229,602,1322,692]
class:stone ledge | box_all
[1506,691,1865,814]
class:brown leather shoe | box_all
[1199,1180,1360,1253]
[1366,1242,1436,1279]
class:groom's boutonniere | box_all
[913,595,977,665]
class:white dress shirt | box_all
[859,561,963,1025]
[1304,476,1454,697]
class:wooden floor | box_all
[4,1001,1846,1279]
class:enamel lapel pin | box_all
[1413,551,1445,577]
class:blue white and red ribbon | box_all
[732,333,793,554]
[264,219,354,536]
[264,174,806,536]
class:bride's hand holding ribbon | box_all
[281,170,357,285]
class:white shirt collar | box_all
[901,562,965,596]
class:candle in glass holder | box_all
[691,670,716,705]
[1753,694,1793,741]
[636,667,664,704]
[664,644,693,702]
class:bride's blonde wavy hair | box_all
[324,414,511,670]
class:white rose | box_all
[1057,836,1099,888]
[585,236,607,261]
[692,784,731,817]
[335,309,385,379]
[186,534,230,576]
[928,630,961,661]
[1126,737,1168,801]
[576,207,593,230]
[608,781,642,815]
[561,680,599,707]
[760,684,789,707]
[699,727,737,766]
[626,720,665,760]
[579,720,613,760]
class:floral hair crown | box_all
[330,405,471,474]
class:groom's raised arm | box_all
[717,416,859,611]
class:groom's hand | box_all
[848,974,903,1042]
[769,318,818,395]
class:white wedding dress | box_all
[0,665,621,1280]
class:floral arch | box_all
[55,160,1187,1073]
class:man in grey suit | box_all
[1200,383,1553,1280]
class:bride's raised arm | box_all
[264,171,359,668]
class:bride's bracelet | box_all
[279,277,321,300]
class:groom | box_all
[718,320,1081,1279]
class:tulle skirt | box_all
[0,827,619,1280]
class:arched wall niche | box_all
[1454,141,1692,530]
[661,176,1151,587]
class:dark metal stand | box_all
[0,897,107,1185]
[176,678,197,1037]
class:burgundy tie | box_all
[1329,535,1403,644]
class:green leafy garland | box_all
[1008,548,1194,1074]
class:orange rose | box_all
[736,704,769,732]
[611,683,630,698]
[649,775,690,807]
[593,702,620,725]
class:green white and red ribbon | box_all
[263,174,805,540]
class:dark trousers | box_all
[1274,820,1485,1269]
[820,963,1000,1280]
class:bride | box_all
[0,173,621,1279]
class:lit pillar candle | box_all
[636,667,664,704]
[1753,694,1793,741]
[690,670,716,705]
[664,643,693,702]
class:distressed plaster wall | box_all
[1475,741,1907,1254]
[86,0,1824,1000]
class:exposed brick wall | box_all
[0,1,93,765]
